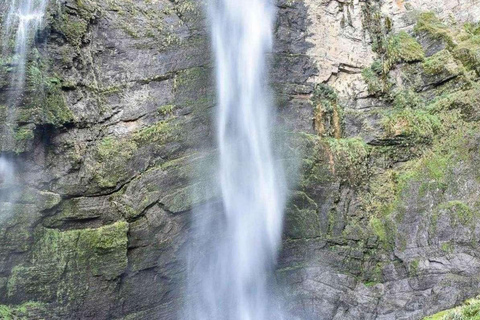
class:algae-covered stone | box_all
[387,31,425,64]
[424,296,480,320]
[284,191,322,239]
[6,221,128,303]
[422,50,464,84]
[0,301,48,320]
[414,12,455,51]
[382,108,441,144]
[454,35,480,75]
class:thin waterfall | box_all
[187,0,287,319]
[0,0,49,217]
[3,0,49,98]
[0,157,16,222]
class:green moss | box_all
[409,259,420,276]
[370,217,387,243]
[7,222,128,302]
[0,301,46,320]
[93,119,178,188]
[22,57,73,127]
[158,104,177,116]
[358,116,478,256]
[294,134,336,191]
[424,310,450,320]
[313,83,338,102]
[438,201,475,227]
[414,12,455,47]
[325,137,370,186]
[423,50,464,76]
[454,35,480,75]
[424,296,480,320]
[386,31,425,65]
[441,241,454,253]
[428,87,480,120]
[363,30,424,86]
[362,65,389,95]
[312,84,343,138]
[53,12,89,46]
[133,120,176,144]
[363,281,379,287]
[392,89,425,109]
[94,136,138,188]
[464,23,480,36]
[382,108,441,143]
[361,2,391,56]
[97,136,137,161]
[285,191,321,239]
[13,126,34,144]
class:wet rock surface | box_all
[0,0,480,319]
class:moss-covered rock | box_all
[423,49,464,79]
[0,301,48,320]
[428,87,480,121]
[362,63,389,96]
[312,84,343,138]
[414,12,455,48]
[454,35,480,75]
[285,191,321,239]
[386,31,425,65]
[382,108,441,144]
[92,118,179,189]
[425,296,480,320]
[21,57,74,127]
[7,221,128,304]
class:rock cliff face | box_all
[1,0,480,319]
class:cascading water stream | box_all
[0,0,49,216]
[187,0,287,319]
[3,0,49,99]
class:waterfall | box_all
[3,0,49,96]
[0,0,49,216]
[187,0,287,319]
[0,156,16,222]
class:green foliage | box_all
[382,108,441,143]
[325,137,370,186]
[423,50,464,76]
[438,201,475,227]
[158,104,177,116]
[428,87,480,120]
[371,59,384,74]
[409,259,420,276]
[361,2,391,55]
[23,56,73,127]
[440,241,454,253]
[94,136,138,188]
[0,302,46,320]
[386,31,425,65]
[133,120,175,144]
[362,65,389,95]
[424,296,480,320]
[362,32,423,95]
[392,89,425,109]
[52,11,89,46]
[454,35,480,75]
[312,84,343,138]
[370,217,387,243]
[14,127,34,142]
[313,83,338,103]
[464,23,480,36]
[414,12,455,47]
